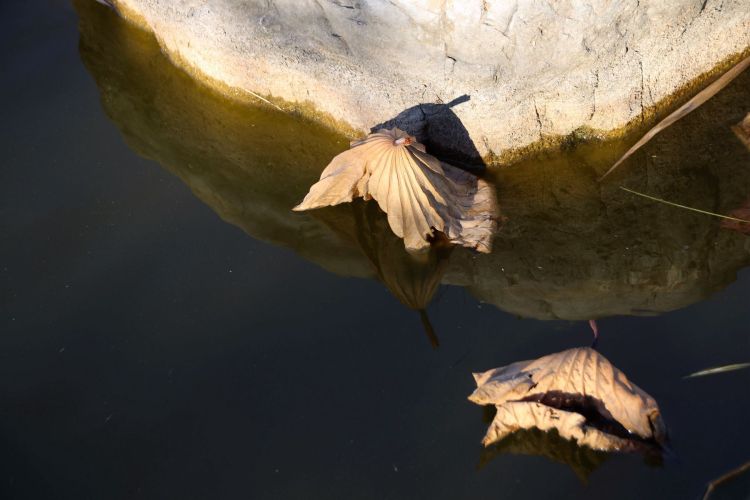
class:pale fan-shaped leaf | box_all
[293,128,496,253]
[469,347,666,451]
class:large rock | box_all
[108,0,749,162]
[77,0,750,321]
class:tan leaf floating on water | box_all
[293,128,497,253]
[469,347,667,452]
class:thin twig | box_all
[620,186,750,224]
[702,460,750,500]
[246,90,285,112]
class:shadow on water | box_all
[76,0,750,327]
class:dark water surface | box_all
[2,1,750,498]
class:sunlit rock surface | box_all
[78,0,750,322]
[107,0,749,160]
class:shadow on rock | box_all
[372,95,486,172]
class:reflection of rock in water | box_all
[446,68,750,319]
[478,428,611,482]
[77,0,750,322]
[75,0,372,280]
[77,0,451,345]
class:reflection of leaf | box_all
[313,202,451,347]
[353,204,452,347]
[351,202,452,310]
[469,348,667,452]
[294,128,497,253]
[311,202,451,310]
[600,55,750,180]
[479,428,610,482]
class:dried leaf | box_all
[588,319,599,344]
[720,199,750,234]
[600,55,750,181]
[293,128,497,253]
[469,348,666,452]
[732,112,750,150]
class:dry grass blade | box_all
[620,186,750,224]
[684,362,750,379]
[702,460,750,500]
[599,55,750,181]
[246,90,284,112]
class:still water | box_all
[2,1,750,498]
